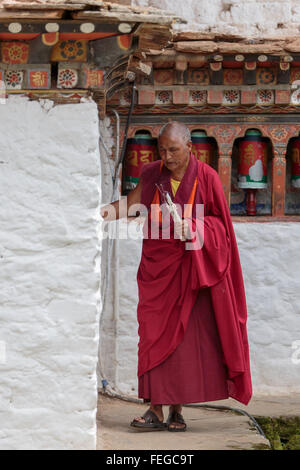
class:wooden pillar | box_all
[259,124,299,216]
[218,145,232,208]
[272,145,287,216]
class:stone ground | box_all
[96,393,300,450]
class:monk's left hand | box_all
[174,219,192,241]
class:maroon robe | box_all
[136,152,252,406]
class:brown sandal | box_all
[130,408,167,431]
[166,411,187,432]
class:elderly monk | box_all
[101,121,252,432]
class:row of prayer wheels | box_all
[237,129,300,214]
[123,130,214,193]
[122,130,300,211]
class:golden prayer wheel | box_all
[123,133,158,192]
[291,138,300,189]
[191,131,213,165]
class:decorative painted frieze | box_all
[130,84,300,109]
[4,69,24,89]
[51,39,88,62]
[42,33,60,46]
[1,41,29,64]
[155,90,172,105]
[81,65,104,89]
[257,89,274,105]
[223,69,243,86]
[26,66,51,89]
[256,67,276,85]
[189,90,207,105]
[187,68,209,85]
[222,89,240,106]
[57,64,80,88]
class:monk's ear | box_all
[187,140,193,152]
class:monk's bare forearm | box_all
[101,181,142,221]
[100,198,128,221]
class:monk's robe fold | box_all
[137,152,252,405]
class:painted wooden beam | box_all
[277,62,290,84]
[0,21,123,34]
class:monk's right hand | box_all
[100,179,142,221]
[100,203,117,221]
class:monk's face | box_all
[158,131,192,174]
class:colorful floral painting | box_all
[57,68,78,88]
[187,69,209,85]
[155,90,172,105]
[51,40,87,62]
[5,70,23,89]
[212,125,242,144]
[189,90,207,105]
[257,89,274,105]
[223,69,243,85]
[268,125,290,142]
[1,42,29,64]
[256,67,276,85]
[223,89,240,105]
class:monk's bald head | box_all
[158,121,191,144]
[157,121,192,174]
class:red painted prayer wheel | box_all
[191,131,213,165]
[123,133,157,192]
[291,138,300,188]
[238,130,268,189]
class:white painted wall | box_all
[133,0,300,37]
[237,222,300,395]
[101,221,300,398]
[0,96,102,449]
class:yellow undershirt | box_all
[170,177,181,197]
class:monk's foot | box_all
[132,405,164,424]
[167,404,186,431]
